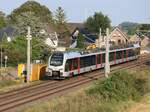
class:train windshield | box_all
[50,53,64,66]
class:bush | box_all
[87,71,149,101]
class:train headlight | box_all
[59,69,63,72]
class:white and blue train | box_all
[46,44,140,79]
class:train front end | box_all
[46,52,65,79]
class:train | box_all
[46,43,140,79]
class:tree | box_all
[0,11,6,29]
[54,7,68,35]
[9,1,53,24]
[13,12,43,37]
[2,36,50,66]
[84,12,111,35]
[119,22,139,35]
[77,33,85,48]
[55,7,67,25]
[139,24,150,31]
[8,1,54,37]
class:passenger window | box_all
[109,52,114,61]
[116,51,122,59]
[102,53,105,63]
[97,54,101,64]
[124,50,126,58]
[128,49,135,57]
[91,55,96,65]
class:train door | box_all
[65,59,72,76]
[72,58,78,75]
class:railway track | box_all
[0,54,149,112]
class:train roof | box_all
[53,43,140,59]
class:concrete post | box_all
[98,28,102,48]
[0,45,2,69]
[4,55,7,68]
[0,44,2,76]
[26,26,32,82]
[105,28,110,78]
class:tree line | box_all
[2,1,149,66]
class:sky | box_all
[0,0,149,26]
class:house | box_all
[0,11,5,17]
[68,22,98,48]
[70,25,130,48]
[141,36,150,47]
[70,28,98,48]
[96,27,129,48]
[42,24,72,50]
[109,27,129,45]
[0,26,15,40]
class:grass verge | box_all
[18,65,150,112]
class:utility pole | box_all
[0,44,2,69]
[4,55,8,68]
[105,28,110,78]
[98,28,102,48]
[26,26,32,82]
[0,44,2,75]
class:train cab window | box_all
[50,53,64,66]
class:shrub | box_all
[87,71,148,101]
